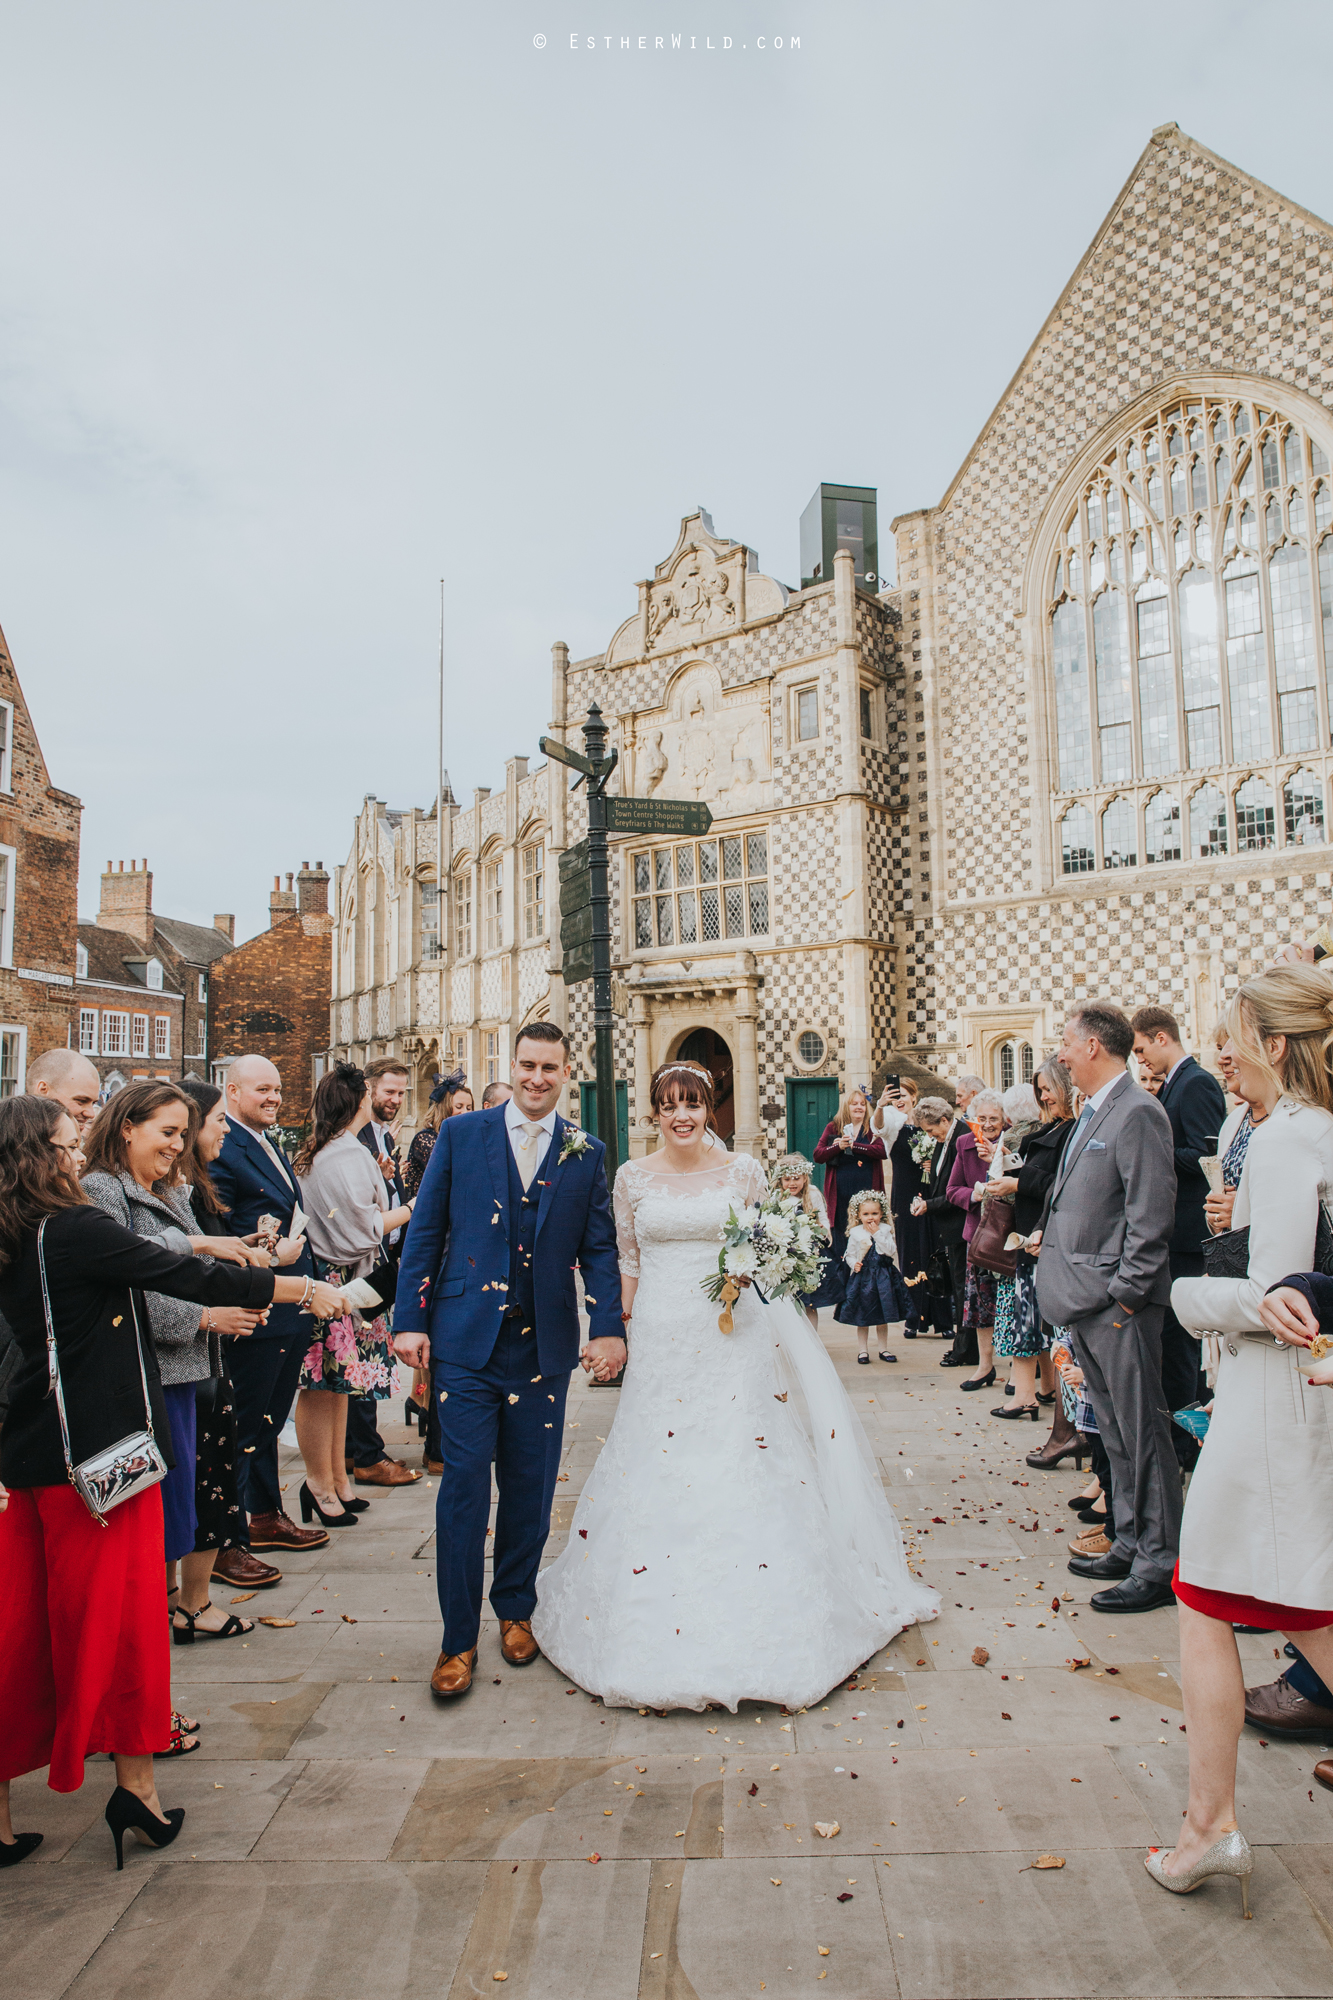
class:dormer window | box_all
[146,959,163,991]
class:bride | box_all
[532,1061,938,1712]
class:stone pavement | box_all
[9,1325,1333,1999]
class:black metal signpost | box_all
[541,709,716,1186]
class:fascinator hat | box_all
[430,1067,467,1105]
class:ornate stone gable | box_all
[606,509,790,668]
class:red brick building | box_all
[0,620,81,1087]
[78,860,235,1088]
[209,864,333,1131]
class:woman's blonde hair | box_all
[1226,963,1333,1112]
[837,1088,871,1133]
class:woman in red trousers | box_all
[0,1096,345,1869]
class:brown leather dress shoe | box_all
[212,1546,283,1588]
[247,1509,329,1551]
[353,1459,421,1487]
[431,1648,477,1697]
[1316,1759,1333,1792]
[500,1619,540,1666]
[1068,1528,1112,1556]
[1244,1675,1333,1738]
[424,1457,444,1476]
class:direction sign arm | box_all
[539,734,596,779]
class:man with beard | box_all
[348,1058,421,1487]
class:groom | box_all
[394,1021,625,1697]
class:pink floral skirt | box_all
[298,1262,395,1398]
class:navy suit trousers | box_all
[229,1327,309,1522]
[432,1321,570,1653]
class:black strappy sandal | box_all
[160,1714,201,1756]
[172,1602,255,1646]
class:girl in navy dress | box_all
[771,1154,840,1328]
[835,1188,912,1363]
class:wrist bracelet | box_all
[201,1307,212,1333]
[299,1277,315,1308]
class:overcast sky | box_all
[2,2,1332,942]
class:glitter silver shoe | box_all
[1144,1829,1254,1917]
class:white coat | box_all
[1171,1096,1333,1608]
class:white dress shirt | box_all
[505,1096,557,1178]
[368,1116,403,1244]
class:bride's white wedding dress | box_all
[532,1150,938,1711]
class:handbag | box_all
[968,1193,1018,1277]
[1201,1203,1333,1281]
[38,1218,168,1525]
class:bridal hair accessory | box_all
[430,1067,467,1104]
[657,1063,712,1083]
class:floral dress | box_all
[296,1129,398,1398]
[298,1277,396,1397]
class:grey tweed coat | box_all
[81,1169,219,1385]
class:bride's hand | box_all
[581,1335,627,1383]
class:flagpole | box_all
[437,578,445,1061]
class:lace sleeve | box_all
[734,1153,769,1208]
[613,1166,641,1277]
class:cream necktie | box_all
[254,1129,293,1188]
[515,1120,544,1192]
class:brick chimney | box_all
[296,860,330,915]
[269,872,297,927]
[98,859,153,946]
[213,914,235,943]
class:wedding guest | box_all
[835,1189,911,1362]
[0,1096,342,1868]
[0,1052,103,1431]
[873,1078,952,1339]
[814,1087,886,1267]
[910,1096,970,1365]
[1010,1060,1085,1470]
[212,1057,328,1555]
[481,1082,512,1109]
[347,1059,418,1489]
[1131,1006,1228,1464]
[293,1064,413,1527]
[1032,1003,1178,1615]
[947,1089,1007,1390]
[771,1154,834,1328]
[404,1070,475,1474]
[952,1075,986,1116]
[80,1083,268,1648]
[989,1074,1068,1424]
[178,1076,292,1593]
[1158,967,1333,1901]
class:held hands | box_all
[1258,1285,1320,1348]
[393,1332,431,1368]
[1204,1186,1237,1235]
[581,1335,627,1384]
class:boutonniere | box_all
[558,1126,592,1166]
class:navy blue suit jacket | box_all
[395,1104,623,1376]
[1158,1056,1228,1262]
[210,1120,315,1343]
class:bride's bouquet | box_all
[703,1191,828,1331]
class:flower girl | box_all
[772,1154,839,1328]
[835,1188,912,1363]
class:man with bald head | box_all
[26,1048,102,1139]
[211,1055,328,1551]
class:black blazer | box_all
[0,1205,275,1490]
[921,1119,966,1246]
[358,1122,406,1268]
[1158,1056,1228,1261]
[1013,1118,1074,1238]
[210,1120,314,1341]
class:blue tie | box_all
[1065,1102,1095,1164]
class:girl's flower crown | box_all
[846,1186,892,1231]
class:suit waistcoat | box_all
[505,1137,540,1326]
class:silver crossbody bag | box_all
[38,1216,168,1524]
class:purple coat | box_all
[947,1130,995,1245]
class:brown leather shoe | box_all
[353,1459,421,1487]
[1069,1528,1112,1556]
[424,1457,444,1475]
[1316,1759,1333,1792]
[500,1619,540,1666]
[212,1545,283,1588]
[247,1509,329,1551]
[1244,1676,1333,1738]
[431,1648,477,1697]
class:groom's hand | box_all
[393,1332,431,1367]
[581,1335,627,1382]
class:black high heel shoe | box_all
[299,1481,358,1527]
[0,1832,42,1867]
[336,1494,371,1513]
[104,1786,184,1871]
[1036,1390,1056,1405]
[992,1402,1041,1421]
[960,1368,996,1392]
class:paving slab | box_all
[442,1857,650,2000]
[393,1753,725,1860]
[666,1855,896,1999]
[1110,1736,1333,1845]
[0,1851,143,2000]
[251,1756,430,1859]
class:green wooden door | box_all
[785,1077,839,1163]
[579,1079,629,1165]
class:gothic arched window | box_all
[1051,393,1333,873]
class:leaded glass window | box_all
[1049,393,1333,869]
[631,831,769,947]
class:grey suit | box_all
[1035,1071,1181,1581]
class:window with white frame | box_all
[197,973,206,1003]
[197,1016,207,1054]
[453,870,472,958]
[132,1014,148,1057]
[1052,391,1333,873]
[420,881,440,960]
[522,842,544,939]
[154,1016,170,1058]
[859,685,875,740]
[794,685,820,743]
[485,1030,499,1085]
[0,847,14,968]
[631,831,769,948]
[76,943,88,978]
[0,1027,25,1097]
[101,1011,129,1057]
[0,700,13,792]
[484,857,503,951]
[79,1008,97,1053]
[146,959,163,991]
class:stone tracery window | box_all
[1051,392,1333,871]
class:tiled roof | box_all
[76,923,184,996]
[152,916,236,966]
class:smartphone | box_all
[885,1074,900,1092]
